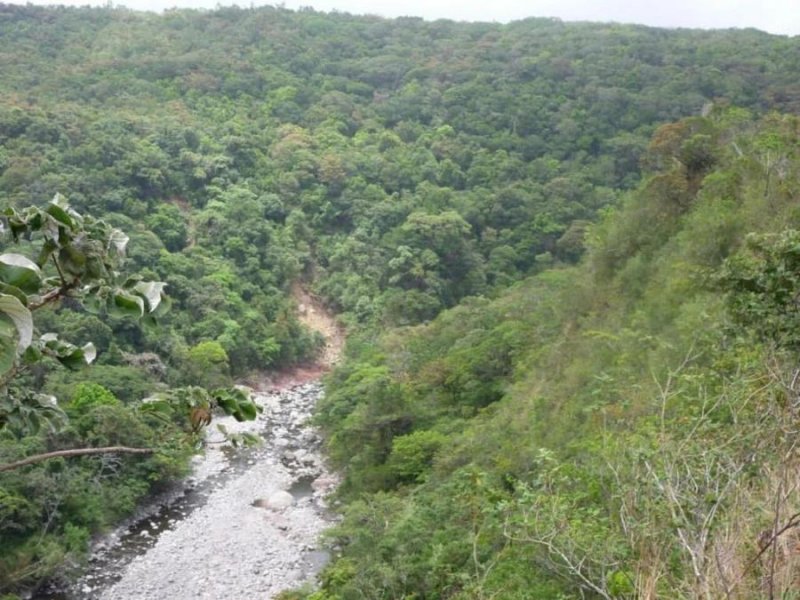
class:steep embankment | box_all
[293,284,345,370]
[311,112,800,598]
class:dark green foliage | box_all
[3,4,800,345]
[183,340,231,390]
[0,384,193,592]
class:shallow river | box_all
[35,381,337,600]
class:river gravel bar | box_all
[95,382,336,600]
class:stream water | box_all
[34,381,337,600]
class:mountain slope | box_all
[314,110,800,599]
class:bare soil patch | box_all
[292,283,345,368]
[241,284,344,392]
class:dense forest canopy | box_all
[3,5,800,337]
[1,3,800,597]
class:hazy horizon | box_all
[6,0,800,36]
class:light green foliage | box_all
[67,382,119,412]
[315,113,800,598]
[184,340,231,389]
[386,430,446,483]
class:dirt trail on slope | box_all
[247,284,345,391]
[293,283,345,368]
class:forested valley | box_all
[1,4,800,598]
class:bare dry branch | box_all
[0,446,154,472]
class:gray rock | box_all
[312,475,337,493]
[266,490,294,509]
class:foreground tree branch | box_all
[0,446,155,472]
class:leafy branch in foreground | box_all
[141,385,263,447]
[0,194,170,436]
[0,195,260,470]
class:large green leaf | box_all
[58,245,87,278]
[216,394,238,414]
[58,342,97,370]
[0,295,33,353]
[39,334,98,370]
[0,254,42,294]
[0,282,28,306]
[0,295,33,377]
[0,391,65,435]
[214,388,259,422]
[236,401,258,421]
[46,194,74,228]
[139,395,173,415]
[35,238,58,268]
[0,316,18,377]
[110,290,145,318]
[81,286,107,315]
[133,281,166,313]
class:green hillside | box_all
[314,110,800,598]
[0,4,799,597]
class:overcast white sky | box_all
[14,0,800,36]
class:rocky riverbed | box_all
[41,381,337,600]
